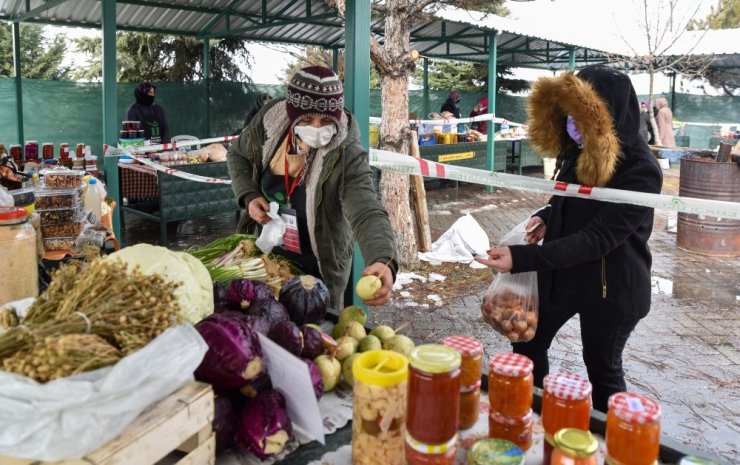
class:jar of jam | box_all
[441,335,483,387]
[541,371,592,465]
[550,428,598,465]
[468,438,525,465]
[352,350,408,465]
[459,381,481,430]
[488,409,533,451]
[406,344,461,445]
[9,145,23,164]
[24,141,39,161]
[405,433,457,465]
[75,143,85,158]
[605,392,661,465]
[42,143,54,160]
[488,353,533,418]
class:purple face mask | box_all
[566,115,583,145]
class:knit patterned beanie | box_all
[286,66,344,128]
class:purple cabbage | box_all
[245,298,290,327]
[195,313,264,389]
[300,325,324,360]
[226,279,274,310]
[278,275,330,325]
[268,320,303,356]
[239,371,273,398]
[213,281,229,303]
[235,390,293,459]
[213,395,237,452]
[220,310,271,336]
[303,358,324,400]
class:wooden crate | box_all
[1,381,215,465]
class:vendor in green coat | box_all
[227,66,398,308]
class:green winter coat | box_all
[227,98,398,308]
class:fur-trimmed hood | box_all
[527,65,644,187]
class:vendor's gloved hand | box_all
[360,261,394,306]
[475,246,513,273]
[248,196,271,225]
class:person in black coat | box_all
[233,92,272,135]
[440,90,462,119]
[124,82,170,144]
[476,65,663,412]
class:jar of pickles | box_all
[605,392,661,465]
[406,344,461,465]
[24,141,39,161]
[441,336,483,429]
[488,353,533,418]
[550,428,598,465]
[352,350,408,465]
[541,371,592,465]
[488,408,533,451]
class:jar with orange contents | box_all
[488,408,533,451]
[458,381,481,430]
[441,336,483,387]
[487,353,533,418]
[550,428,598,465]
[605,392,661,465]
[541,371,592,465]
[405,433,457,465]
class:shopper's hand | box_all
[475,247,513,273]
[525,217,546,244]
[360,262,394,306]
[248,196,271,225]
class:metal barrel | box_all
[676,155,740,256]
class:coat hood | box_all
[527,65,643,187]
[655,97,668,110]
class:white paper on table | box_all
[257,333,325,445]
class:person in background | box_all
[469,96,489,135]
[639,101,655,145]
[654,97,676,147]
[227,66,397,308]
[124,82,170,144]
[237,92,272,134]
[440,90,462,119]
[476,65,663,412]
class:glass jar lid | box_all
[352,350,408,387]
[409,344,461,374]
[608,392,661,424]
[544,371,592,400]
[489,352,533,378]
[441,335,483,357]
[553,428,598,457]
[467,438,525,465]
[0,206,28,225]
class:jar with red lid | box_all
[541,371,592,465]
[406,344,461,446]
[550,428,598,465]
[42,143,54,160]
[488,352,533,417]
[24,141,39,161]
[405,433,457,465]
[9,145,22,164]
[605,392,661,465]
[459,381,481,430]
[441,335,483,387]
[488,408,533,451]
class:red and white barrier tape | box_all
[370,113,524,127]
[105,138,740,218]
[125,135,240,154]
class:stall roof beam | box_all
[200,0,243,35]
[204,12,336,39]
[12,0,72,22]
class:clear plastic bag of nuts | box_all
[481,220,539,343]
[351,351,408,465]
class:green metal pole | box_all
[486,31,497,193]
[568,47,575,71]
[344,0,370,308]
[102,0,120,241]
[12,22,24,146]
[203,39,211,137]
[423,57,429,119]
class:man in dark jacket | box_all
[440,90,462,119]
[476,65,663,412]
[124,82,170,144]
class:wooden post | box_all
[717,142,732,163]
[409,131,432,252]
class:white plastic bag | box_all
[255,201,286,254]
[0,324,208,461]
[480,220,539,342]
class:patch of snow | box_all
[400,291,412,298]
[706,269,711,273]
[428,273,446,282]
[461,204,498,215]
[396,272,428,285]
[404,301,420,307]
[427,294,443,303]
[431,210,453,215]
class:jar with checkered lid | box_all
[488,408,533,451]
[442,335,483,429]
[487,352,534,418]
[541,371,593,465]
[605,392,661,465]
[406,344,461,461]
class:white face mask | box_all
[294,124,337,149]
